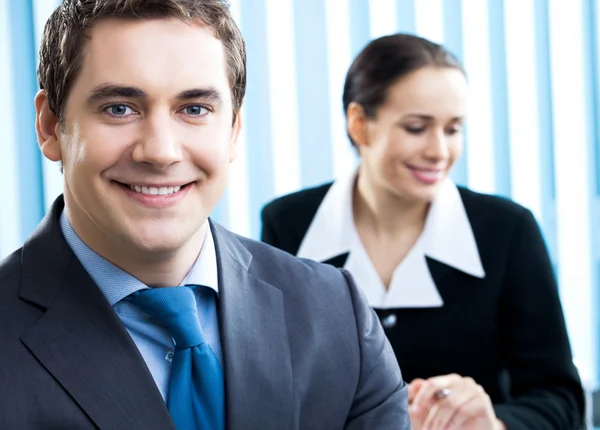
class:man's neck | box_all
[114,227,206,287]
[66,207,207,287]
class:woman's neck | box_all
[353,169,429,240]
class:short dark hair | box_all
[38,0,246,124]
[342,33,464,146]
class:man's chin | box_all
[126,235,185,255]
[122,222,205,254]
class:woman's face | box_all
[353,66,468,204]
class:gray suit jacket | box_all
[0,196,410,429]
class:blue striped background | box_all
[1,0,599,387]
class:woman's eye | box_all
[404,125,426,135]
[183,105,208,116]
[105,104,135,117]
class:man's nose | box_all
[132,114,183,169]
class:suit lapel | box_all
[19,198,174,430]
[211,223,293,430]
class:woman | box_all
[261,34,584,429]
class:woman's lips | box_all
[407,167,445,185]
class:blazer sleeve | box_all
[340,269,412,430]
[493,209,585,429]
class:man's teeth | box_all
[128,185,182,195]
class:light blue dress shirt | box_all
[59,212,223,400]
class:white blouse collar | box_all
[297,168,485,308]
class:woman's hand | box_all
[408,374,506,430]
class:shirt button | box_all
[381,313,397,329]
[165,349,174,363]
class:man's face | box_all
[37,18,239,258]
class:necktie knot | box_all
[129,286,205,348]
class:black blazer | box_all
[261,182,585,430]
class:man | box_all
[0,1,410,429]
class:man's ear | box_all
[229,107,243,163]
[35,89,62,162]
[346,102,369,149]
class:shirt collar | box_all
[297,167,485,308]
[59,211,219,306]
[421,179,485,278]
[296,168,357,262]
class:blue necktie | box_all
[129,286,225,430]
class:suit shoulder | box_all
[0,249,22,283]
[456,187,541,256]
[0,250,23,306]
[241,235,348,290]
[457,186,530,221]
[261,182,333,220]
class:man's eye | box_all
[183,105,208,116]
[105,104,134,116]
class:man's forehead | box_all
[84,17,224,59]
[88,15,215,37]
[75,17,230,96]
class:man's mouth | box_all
[115,181,192,196]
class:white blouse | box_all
[297,168,486,309]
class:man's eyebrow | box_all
[85,84,224,106]
[176,88,223,105]
[86,84,147,104]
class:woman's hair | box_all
[342,33,464,145]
